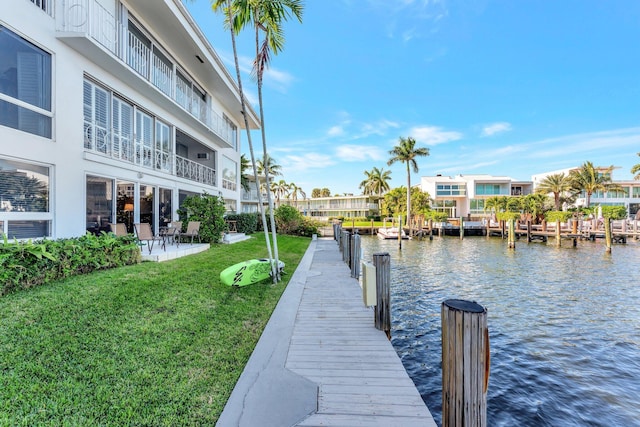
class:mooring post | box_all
[500,220,505,239]
[429,219,434,240]
[351,233,361,278]
[342,230,350,263]
[398,215,403,250]
[604,218,612,253]
[526,220,532,242]
[442,299,489,427]
[508,218,516,249]
[460,216,464,240]
[373,252,391,339]
[555,220,561,247]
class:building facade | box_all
[1,0,259,240]
[420,174,533,218]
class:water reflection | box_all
[359,236,640,427]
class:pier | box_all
[332,218,640,243]
[217,238,436,427]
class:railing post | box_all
[373,252,391,339]
[442,299,489,427]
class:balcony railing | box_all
[84,120,216,186]
[59,0,237,147]
[176,155,216,186]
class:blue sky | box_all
[186,0,640,195]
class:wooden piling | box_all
[351,233,361,278]
[526,220,532,242]
[442,299,489,427]
[555,220,561,247]
[460,216,465,240]
[373,252,391,339]
[508,218,516,249]
[604,218,612,253]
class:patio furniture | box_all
[181,221,201,244]
[159,221,182,247]
[109,223,128,237]
[134,223,164,254]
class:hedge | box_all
[1,232,141,296]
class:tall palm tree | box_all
[535,172,571,210]
[387,137,430,235]
[256,153,282,178]
[227,0,303,281]
[271,179,290,207]
[569,161,618,208]
[288,182,306,204]
[631,152,640,180]
[359,167,391,196]
[211,0,274,277]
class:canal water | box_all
[359,235,640,427]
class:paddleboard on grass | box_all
[220,258,285,287]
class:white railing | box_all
[60,0,237,147]
[175,155,216,186]
[128,32,150,78]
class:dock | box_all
[216,238,436,427]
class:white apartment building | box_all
[1,0,259,240]
[419,174,533,218]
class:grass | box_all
[0,234,310,426]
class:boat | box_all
[377,227,409,240]
[220,258,285,287]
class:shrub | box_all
[177,192,226,243]
[545,211,572,223]
[224,213,259,234]
[601,205,627,220]
[0,232,140,296]
[274,205,319,237]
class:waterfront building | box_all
[532,167,640,217]
[419,174,533,219]
[1,0,259,240]
[291,194,381,220]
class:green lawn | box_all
[0,234,310,426]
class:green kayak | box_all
[220,258,285,287]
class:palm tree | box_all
[484,196,508,219]
[569,161,618,207]
[535,173,571,210]
[631,152,640,180]
[359,167,391,196]
[271,179,290,207]
[387,136,430,235]
[226,0,303,281]
[211,0,274,279]
[288,182,306,204]
[256,153,282,178]
[240,154,251,192]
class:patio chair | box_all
[109,223,128,237]
[134,223,164,254]
[181,221,201,244]
[160,221,183,247]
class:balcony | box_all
[84,120,216,186]
[57,0,237,147]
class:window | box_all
[86,176,114,235]
[155,119,172,172]
[633,187,640,198]
[437,184,466,196]
[84,80,110,153]
[0,157,51,239]
[0,25,52,138]
[221,156,237,191]
[224,114,237,149]
[476,183,504,196]
[470,199,485,214]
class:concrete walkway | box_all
[216,238,436,427]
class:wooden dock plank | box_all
[285,239,436,427]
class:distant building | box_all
[1,0,259,239]
[419,174,533,218]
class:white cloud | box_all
[409,125,463,145]
[327,126,345,137]
[481,122,513,137]
[282,153,336,172]
[335,145,387,161]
